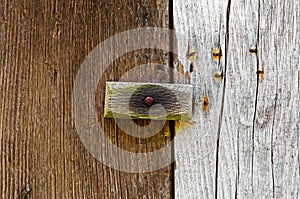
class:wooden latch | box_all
[104,82,193,120]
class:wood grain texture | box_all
[173,0,227,198]
[254,1,300,198]
[0,0,174,198]
[104,82,193,120]
[174,0,299,198]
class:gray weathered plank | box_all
[174,0,299,198]
[173,0,228,198]
[254,0,300,198]
[219,0,259,198]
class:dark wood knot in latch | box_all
[104,82,193,120]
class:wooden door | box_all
[1,0,299,198]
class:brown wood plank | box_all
[0,0,174,198]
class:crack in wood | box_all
[271,92,278,199]
[235,130,240,199]
[215,1,231,199]
[251,0,261,194]
[269,42,279,199]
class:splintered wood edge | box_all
[104,82,193,120]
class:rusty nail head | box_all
[144,96,154,106]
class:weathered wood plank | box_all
[104,82,193,120]
[173,0,228,198]
[174,0,299,198]
[219,0,259,198]
[0,0,173,198]
[254,0,300,198]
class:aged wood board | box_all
[1,0,299,198]
[0,0,175,198]
[174,0,299,198]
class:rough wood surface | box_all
[1,0,298,198]
[173,0,227,198]
[0,0,174,198]
[174,0,299,198]
[104,82,193,120]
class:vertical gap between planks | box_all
[215,0,231,199]
[251,0,261,193]
[168,0,176,199]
